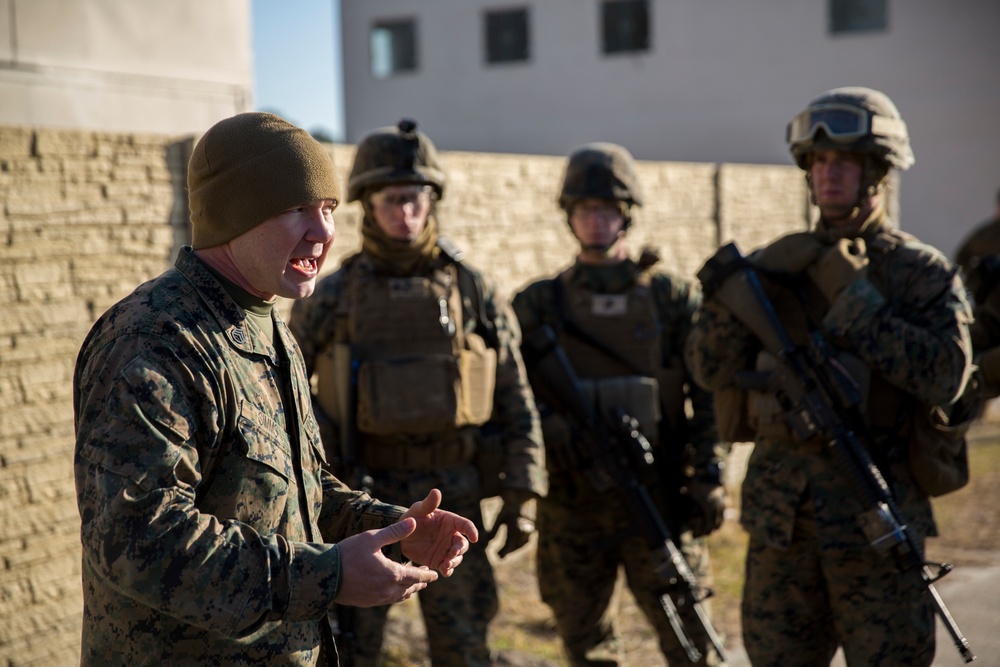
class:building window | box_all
[602,0,649,54]
[485,8,530,64]
[829,0,887,34]
[370,19,417,79]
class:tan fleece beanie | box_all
[188,112,341,249]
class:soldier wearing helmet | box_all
[289,119,546,667]
[512,143,727,666]
[686,88,973,665]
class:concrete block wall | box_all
[0,125,189,666]
[0,125,807,665]
[319,147,811,306]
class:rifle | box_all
[329,605,358,667]
[697,242,975,663]
[520,324,727,664]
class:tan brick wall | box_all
[0,125,807,666]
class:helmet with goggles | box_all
[347,118,446,202]
[787,87,914,172]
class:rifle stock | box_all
[699,242,975,663]
[521,325,726,664]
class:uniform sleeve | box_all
[511,278,556,334]
[479,277,548,497]
[822,244,973,407]
[658,276,728,467]
[684,298,759,393]
[74,336,345,638]
[318,470,407,563]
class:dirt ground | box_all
[376,421,1000,667]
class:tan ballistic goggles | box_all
[787,103,908,144]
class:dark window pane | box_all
[486,8,529,64]
[371,19,417,78]
[602,0,649,54]
[830,0,887,34]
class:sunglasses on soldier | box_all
[787,103,908,144]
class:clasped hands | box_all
[335,488,478,607]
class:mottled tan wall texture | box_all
[0,124,810,666]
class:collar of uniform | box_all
[815,204,888,243]
[571,258,639,293]
[174,246,280,361]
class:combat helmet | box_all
[786,86,914,172]
[559,143,643,208]
[347,119,446,202]
[558,143,643,230]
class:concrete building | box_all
[0,0,252,137]
[341,0,1000,258]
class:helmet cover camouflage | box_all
[347,119,446,202]
[787,87,914,171]
[558,142,644,212]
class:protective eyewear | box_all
[370,186,433,209]
[573,201,623,220]
[786,103,907,144]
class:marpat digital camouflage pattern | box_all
[685,214,973,665]
[74,248,405,667]
[513,259,726,666]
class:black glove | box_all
[685,479,727,537]
[488,489,537,558]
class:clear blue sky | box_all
[251,0,345,141]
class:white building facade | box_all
[0,0,252,137]
[341,0,1000,258]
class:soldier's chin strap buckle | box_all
[696,243,751,299]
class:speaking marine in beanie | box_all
[73,112,478,667]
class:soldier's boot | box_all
[566,636,626,667]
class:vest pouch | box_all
[908,400,974,497]
[314,342,351,423]
[356,355,461,436]
[457,333,497,427]
[582,375,661,445]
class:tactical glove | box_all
[749,232,825,274]
[685,479,727,538]
[807,237,869,303]
[489,489,537,558]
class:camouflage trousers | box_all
[337,465,498,667]
[741,503,935,666]
[537,473,723,666]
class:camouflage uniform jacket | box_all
[289,247,547,497]
[512,258,724,475]
[685,216,973,550]
[74,247,405,667]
